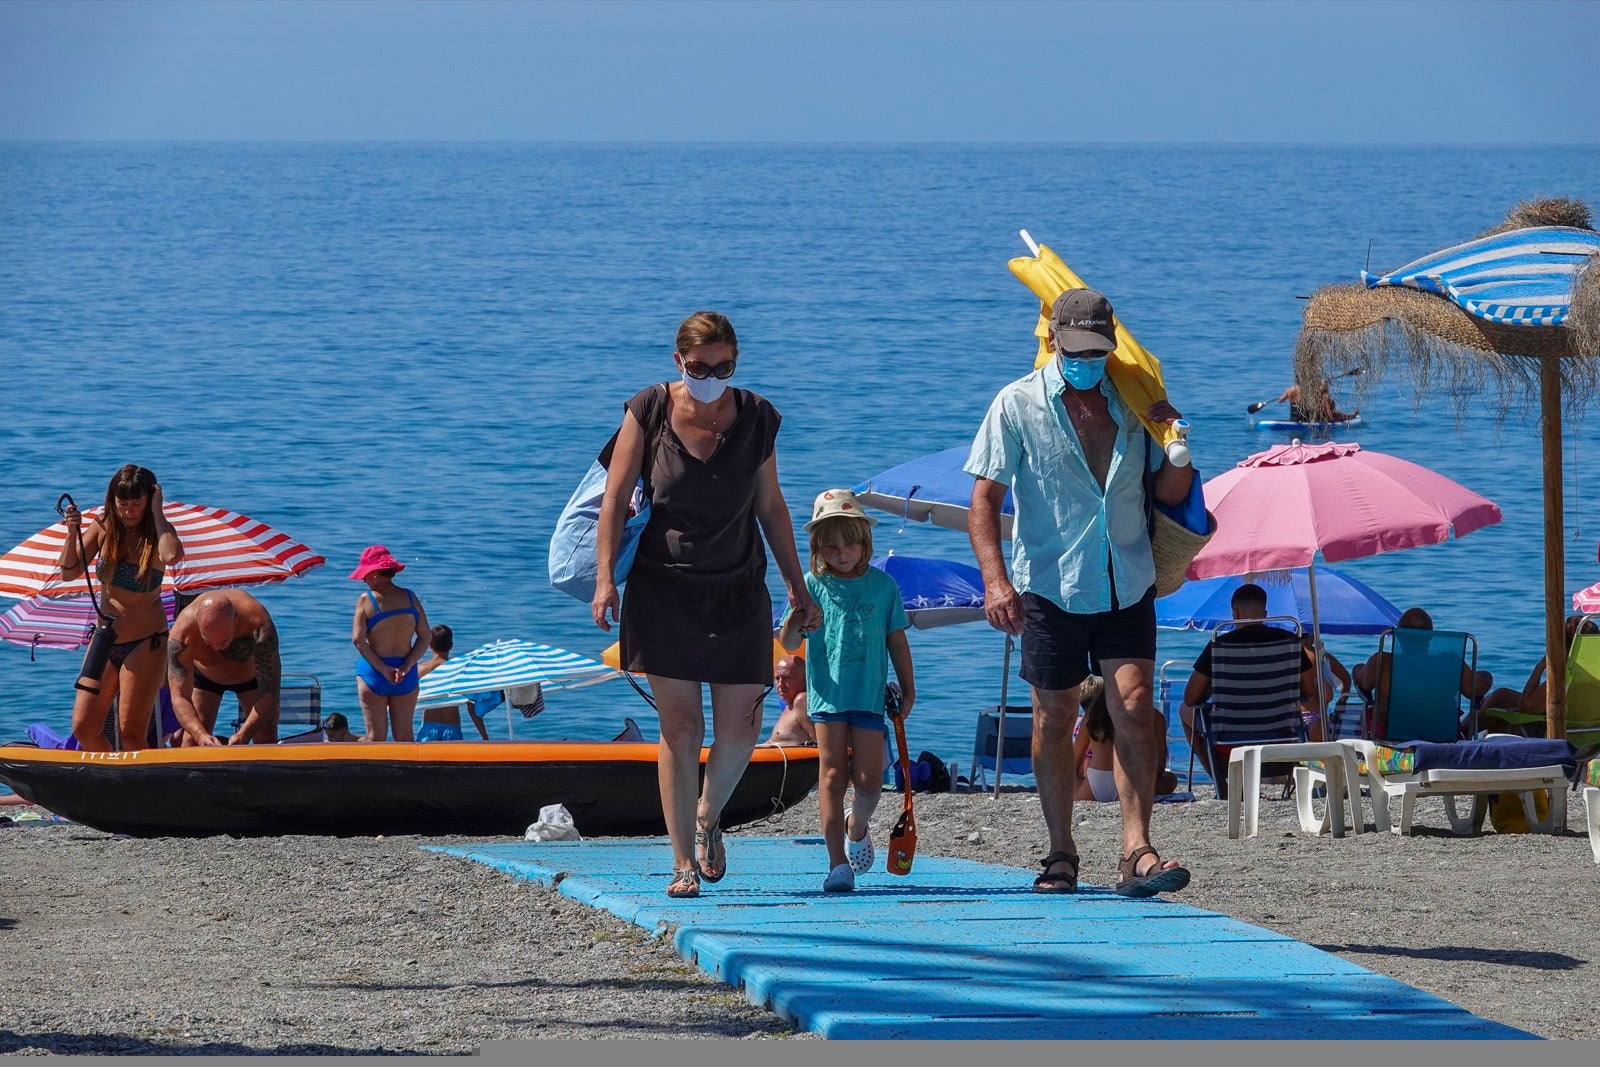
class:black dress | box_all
[618,383,781,685]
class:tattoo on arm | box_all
[254,620,281,698]
[167,637,190,685]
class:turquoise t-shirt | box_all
[803,567,909,717]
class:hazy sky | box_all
[3,0,1597,142]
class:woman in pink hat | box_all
[349,545,432,741]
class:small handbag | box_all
[886,688,917,876]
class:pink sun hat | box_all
[348,544,406,580]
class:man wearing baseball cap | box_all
[965,287,1194,898]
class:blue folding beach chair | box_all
[1371,628,1477,743]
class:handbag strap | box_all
[598,382,670,493]
[1142,432,1156,537]
[892,713,914,817]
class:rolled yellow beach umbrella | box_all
[1008,235,1182,455]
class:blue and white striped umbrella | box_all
[1362,225,1600,327]
[417,638,622,704]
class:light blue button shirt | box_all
[964,357,1163,614]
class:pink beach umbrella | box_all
[1188,441,1502,579]
[0,590,178,659]
[1187,440,1501,711]
[1573,582,1600,616]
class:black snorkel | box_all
[57,493,117,695]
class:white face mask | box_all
[683,370,729,404]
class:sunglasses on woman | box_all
[681,357,737,381]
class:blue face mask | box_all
[1057,354,1107,391]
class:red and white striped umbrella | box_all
[0,502,325,599]
[0,590,178,655]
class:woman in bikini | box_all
[58,464,184,751]
[349,545,432,742]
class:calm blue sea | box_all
[3,143,1599,789]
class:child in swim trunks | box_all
[781,489,916,893]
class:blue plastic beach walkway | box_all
[435,837,1532,1040]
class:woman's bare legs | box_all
[388,689,418,742]
[357,681,389,741]
[649,676,707,876]
[69,664,119,752]
[115,636,166,750]
[697,682,764,871]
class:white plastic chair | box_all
[1585,787,1600,864]
[1227,741,1364,838]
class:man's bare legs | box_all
[1031,682,1082,888]
[1102,657,1186,885]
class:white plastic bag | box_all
[524,803,582,842]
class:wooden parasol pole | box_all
[1540,357,1568,739]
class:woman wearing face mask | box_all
[592,310,820,899]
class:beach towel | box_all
[1376,737,1577,782]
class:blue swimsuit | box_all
[357,590,420,697]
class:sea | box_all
[3,142,1599,792]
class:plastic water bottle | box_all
[1164,419,1192,467]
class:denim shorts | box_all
[809,708,888,734]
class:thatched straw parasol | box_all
[1291,198,1600,738]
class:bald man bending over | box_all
[167,589,282,746]
[765,655,815,745]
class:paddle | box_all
[886,685,916,876]
[1245,367,1363,414]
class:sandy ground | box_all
[1,785,1596,1053]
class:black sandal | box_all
[1032,850,1079,894]
[1114,845,1191,898]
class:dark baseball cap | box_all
[1048,289,1117,353]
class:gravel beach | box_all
[1,787,1595,1053]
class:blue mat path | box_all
[434,837,1533,1040]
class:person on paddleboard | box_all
[1273,380,1357,425]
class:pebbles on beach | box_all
[1,789,1594,1052]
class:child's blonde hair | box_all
[808,514,873,578]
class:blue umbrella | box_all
[771,553,987,631]
[875,552,986,630]
[853,446,1013,536]
[1155,565,1401,636]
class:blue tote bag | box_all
[548,464,650,603]
[548,385,666,603]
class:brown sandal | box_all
[666,865,701,898]
[1032,850,1079,894]
[1114,845,1190,898]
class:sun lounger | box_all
[1346,735,1573,835]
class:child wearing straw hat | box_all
[781,489,917,893]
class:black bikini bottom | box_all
[107,630,167,670]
